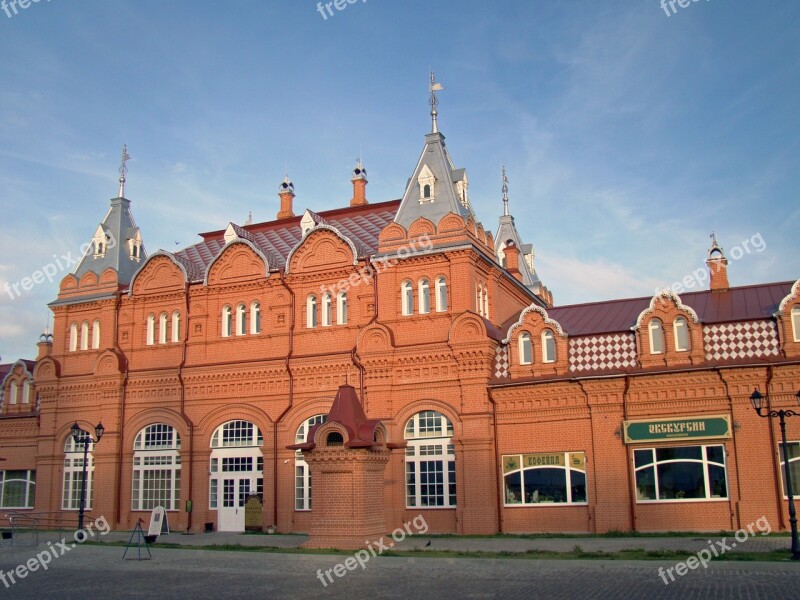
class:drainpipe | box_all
[112,291,129,528]
[716,369,742,530]
[621,374,636,532]
[351,258,378,406]
[273,271,295,529]
[487,387,503,533]
[763,365,786,530]
[177,281,194,531]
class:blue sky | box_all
[0,0,798,361]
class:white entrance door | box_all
[218,478,252,532]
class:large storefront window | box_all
[63,436,94,510]
[404,411,456,508]
[503,452,587,506]
[295,415,327,510]
[634,445,728,502]
[0,470,35,509]
[132,424,181,511]
[780,441,800,499]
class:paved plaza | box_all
[0,536,797,599]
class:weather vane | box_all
[502,165,509,216]
[429,71,444,133]
[118,144,131,197]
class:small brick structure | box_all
[289,384,403,549]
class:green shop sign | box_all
[623,415,731,444]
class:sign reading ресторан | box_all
[623,415,731,444]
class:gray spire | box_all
[429,71,443,134]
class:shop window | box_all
[0,470,35,509]
[634,445,728,502]
[63,436,93,510]
[503,453,587,506]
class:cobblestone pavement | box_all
[0,544,797,600]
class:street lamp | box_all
[70,421,104,531]
[750,389,800,560]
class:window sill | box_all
[635,497,729,504]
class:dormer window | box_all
[673,317,690,352]
[128,229,143,261]
[542,330,556,363]
[648,319,665,354]
[792,306,800,342]
[91,225,108,257]
[418,165,435,203]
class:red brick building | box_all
[1,112,799,536]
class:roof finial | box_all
[429,70,444,134]
[118,144,131,198]
[708,231,724,258]
[502,165,509,216]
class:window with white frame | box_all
[337,292,348,325]
[172,311,181,343]
[476,284,483,316]
[542,330,556,363]
[63,436,93,510]
[307,295,317,328]
[419,278,431,314]
[295,414,327,510]
[92,320,101,350]
[132,424,181,511]
[250,302,261,334]
[779,441,800,499]
[673,317,690,352]
[222,306,232,337]
[322,293,332,326]
[0,470,35,509]
[209,421,263,509]
[519,332,532,365]
[634,445,728,502]
[792,306,800,343]
[648,318,664,354]
[21,381,30,405]
[401,281,413,316]
[159,313,168,344]
[146,314,155,345]
[503,452,587,505]
[8,382,17,405]
[69,323,78,352]
[483,286,489,318]
[404,411,456,508]
[235,304,246,336]
[435,276,448,312]
[80,321,89,351]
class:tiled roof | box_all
[174,200,400,280]
[545,282,794,336]
[0,360,36,381]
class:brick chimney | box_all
[349,160,368,207]
[706,234,729,291]
[37,329,53,360]
[503,240,523,282]
[277,176,295,220]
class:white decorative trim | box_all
[129,250,193,296]
[503,304,567,343]
[203,239,272,286]
[632,289,699,331]
[284,224,359,275]
[776,279,800,315]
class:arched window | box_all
[423,184,431,199]
[435,276,448,312]
[337,292,348,325]
[306,295,317,328]
[404,411,456,508]
[401,281,413,316]
[172,311,181,343]
[326,432,344,447]
[21,381,30,405]
[476,284,483,315]
[91,320,101,350]
[80,321,89,351]
[251,302,261,334]
[419,278,431,314]
[8,382,17,405]
[132,424,181,511]
[222,306,232,337]
[519,332,532,365]
[295,414,327,510]
[542,330,556,363]
[483,287,489,319]
[235,304,246,336]
[69,323,78,352]
[648,319,665,354]
[673,317,690,352]
[0,470,35,509]
[146,314,155,346]
[159,313,168,344]
[322,293,332,326]
[63,435,94,510]
[209,421,263,515]
[792,306,800,342]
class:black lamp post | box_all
[750,389,800,560]
[70,421,104,531]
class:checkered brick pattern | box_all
[569,333,637,372]
[703,320,780,361]
[495,345,509,379]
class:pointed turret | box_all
[394,73,474,228]
[72,146,146,285]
